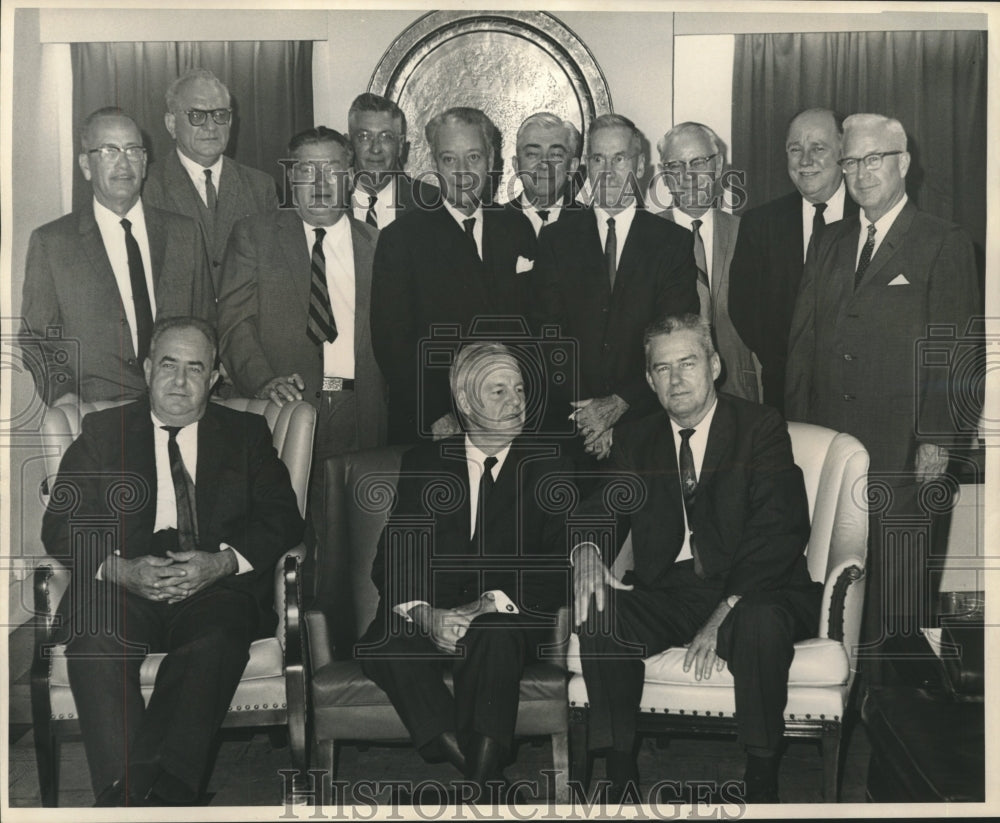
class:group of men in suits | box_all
[24,64,980,807]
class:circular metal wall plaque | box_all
[369,10,611,203]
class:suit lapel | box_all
[277,209,313,318]
[78,206,137,358]
[145,206,166,293]
[711,212,734,303]
[164,150,214,254]
[854,201,916,292]
[581,208,613,301]
[194,405,225,535]
[214,158,243,248]
[699,399,735,488]
[435,205,490,304]
[614,210,645,300]
[351,218,375,358]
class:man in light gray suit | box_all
[217,127,386,460]
[144,68,278,291]
[654,122,760,401]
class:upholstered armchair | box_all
[565,422,870,800]
[30,398,316,806]
[303,446,572,803]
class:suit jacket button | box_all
[315,391,321,399]
[127,358,136,366]
[843,394,855,401]
[843,353,854,361]
[213,260,221,267]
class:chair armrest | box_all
[280,549,310,771]
[304,610,334,671]
[275,545,306,652]
[820,559,866,643]
[540,607,572,670]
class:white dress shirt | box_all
[442,199,484,259]
[91,197,156,355]
[519,193,563,237]
[594,202,637,270]
[671,207,715,286]
[302,216,356,379]
[669,399,719,563]
[856,194,908,268]
[395,436,519,619]
[176,149,224,208]
[351,179,399,229]
[800,180,847,260]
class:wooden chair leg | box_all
[821,725,841,801]
[317,738,337,800]
[550,731,570,803]
[568,712,590,794]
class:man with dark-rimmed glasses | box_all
[21,106,213,407]
[144,68,278,292]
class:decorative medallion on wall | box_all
[369,10,611,203]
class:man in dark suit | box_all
[359,342,571,796]
[729,108,859,413]
[785,113,979,682]
[371,107,537,444]
[143,68,278,292]
[532,114,700,459]
[21,107,214,406]
[574,313,821,803]
[504,111,581,237]
[655,121,760,401]
[43,316,304,806]
[347,93,434,230]
[218,126,386,459]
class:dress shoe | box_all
[743,752,780,803]
[605,779,642,805]
[93,780,129,807]
[467,733,506,784]
[420,731,467,775]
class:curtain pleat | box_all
[731,30,986,255]
[72,40,314,212]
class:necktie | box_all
[365,193,378,228]
[536,209,550,224]
[463,216,478,257]
[306,227,338,345]
[691,218,712,319]
[855,224,877,290]
[204,168,217,211]
[678,428,705,578]
[472,455,498,549]
[120,218,153,361]
[605,216,617,288]
[811,202,827,248]
[162,426,198,553]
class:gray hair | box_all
[449,342,519,400]
[643,313,716,367]
[843,113,908,151]
[165,68,230,113]
[80,107,139,151]
[348,93,406,137]
[149,315,218,364]
[516,111,581,157]
[425,107,496,157]
[588,113,642,156]
[657,121,727,163]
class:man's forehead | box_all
[518,124,570,149]
[352,110,400,130]
[294,144,348,164]
[178,78,228,105]
[91,116,140,141]
[787,113,838,143]
[662,132,713,160]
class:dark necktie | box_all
[605,216,617,288]
[365,193,378,228]
[306,227,338,345]
[678,428,705,578]
[204,168,217,211]
[855,224,877,290]
[691,218,712,317]
[536,209,550,224]
[120,218,153,361]
[463,217,478,257]
[472,455,498,549]
[811,201,827,247]
[162,426,198,553]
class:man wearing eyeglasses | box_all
[217,127,387,462]
[654,122,760,402]
[729,108,859,415]
[786,113,980,686]
[21,107,214,407]
[531,114,700,460]
[505,111,582,237]
[347,93,435,230]
[144,69,278,292]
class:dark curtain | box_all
[731,30,987,254]
[71,40,313,212]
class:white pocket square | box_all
[515,256,534,274]
[888,273,910,286]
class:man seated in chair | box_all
[42,316,304,806]
[359,342,571,799]
[572,313,822,803]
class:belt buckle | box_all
[323,376,344,392]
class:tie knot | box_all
[463,217,476,235]
[314,227,326,243]
[536,209,550,223]
[161,425,182,440]
[483,455,498,474]
[813,202,827,217]
[866,223,877,239]
[368,193,378,208]
[120,218,133,233]
[691,218,702,232]
[679,428,695,443]
[204,169,213,183]
[607,217,616,229]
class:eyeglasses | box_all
[183,108,232,127]
[352,129,399,146]
[290,162,349,183]
[586,152,637,169]
[838,151,903,173]
[88,145,146,163]
[661,154,719,174]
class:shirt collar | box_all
[668,397,719,439]
[521,193,562,220]
[442,197,483,230]
[92,196,144,228]
[861,192,908,236]
[352,176,397,208]
[594,201,637,235]
[464,434,512,472]
[176,147,224,186]
[301,212,350,241]
[670,207,714,234]
[150,411,199,433]
[803,179,847,221]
